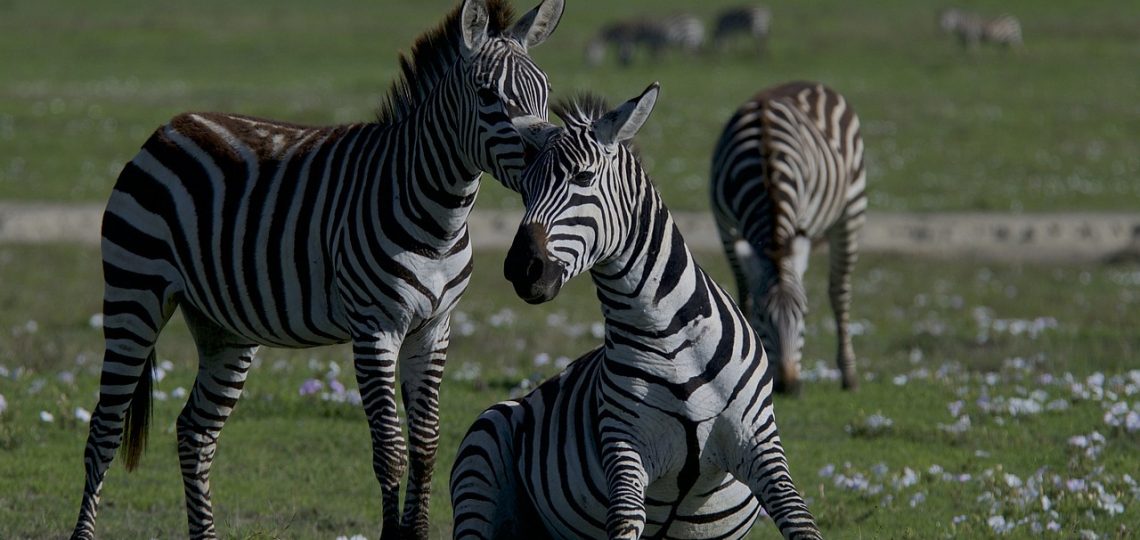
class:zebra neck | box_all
[358,77,482,248]
[591,193,708,343]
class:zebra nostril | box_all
[524,257,544,282]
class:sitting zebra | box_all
[585,13,705,67]
[68,0,565,538]
[710,81,867,393]
[712,5,772,55]
[451,84,821,539]
[939,8,1023,50]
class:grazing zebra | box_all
[451,84,821,539]
[585,14,705,67]
[939,8,1022,50]
[712,5,772,55]
[68,0,564,538]
[710,81,866,393]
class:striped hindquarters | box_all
[103,112,365,348]
[711,82,865,250]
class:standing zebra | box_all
[939,8,1022,50]
[69,0,564,538]
[712,5,772,55]
[585,13,705,67]
[710,81,866,393]
[451,84,821,539]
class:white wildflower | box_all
[74,407,91,423]
[40,410,54,422]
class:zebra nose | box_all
[504,224,562,303]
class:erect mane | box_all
[376,0,516,124]
[551,92,610,127]
[552,92,639,153]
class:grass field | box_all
[1,244,1138,538]
[1,0,1138,211]
[2,0,1139,538]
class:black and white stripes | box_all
[940,8,1023,50]
[452,86,820,539]
[69,1,563,539]
[585,13,706,67]
[710,81,866,393]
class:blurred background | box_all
[1,0,1138,538]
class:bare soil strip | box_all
[2,203,1138,262]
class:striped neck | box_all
[590,187,707,339]
[355,65,484,250]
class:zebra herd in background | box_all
[586,5,771,67]
[69,0,878,538]
[939,8,1024,50]
[587,4,1025,67]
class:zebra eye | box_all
[571,170,595,186]
[476,88,499,104]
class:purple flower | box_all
[299,378,323,396]
[329,379,346,395]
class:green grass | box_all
[1,0,1138,210]
[2,244,1138,538]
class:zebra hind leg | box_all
[450,402,534,539]
[177,307,258,539]
[71,280,178,539]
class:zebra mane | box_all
[376,0,516,124]
[551,92,639,153]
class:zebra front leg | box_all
[397,317,451,540]
[177,308,258,539]
[354,334,408,540]
[601,437,648,540]
[728,422,820,540]
[827,216,861,390]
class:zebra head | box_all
[504,83,660,303]
[735,240,808,394]
[458,0,564,185]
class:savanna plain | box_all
[0,0,1138,538]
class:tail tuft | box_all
[122,351,155,471]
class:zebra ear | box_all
[511,0,565,50]
[512,115,560,150]
[460,0,490,55]
[592,82,659,152]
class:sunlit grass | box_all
[1,0,1138,209]
[1,244,1138,537]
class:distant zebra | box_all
[451,84,821,539]
[712,5,772,55]
[585,13,705,67]
[939,8,1022,50]
[710,81,866,393]
[68,1,564,539]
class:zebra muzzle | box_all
[504,223,564,304]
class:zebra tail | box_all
[122,351,155,472]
